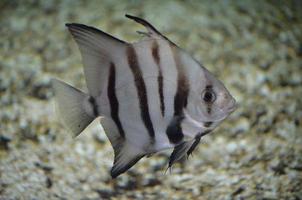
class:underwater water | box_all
[1,0,302,199]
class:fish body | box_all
[52,15,237,178]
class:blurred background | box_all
[1,0,301,199]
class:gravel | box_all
[1,0,301,199]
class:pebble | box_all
[0,1,301,199]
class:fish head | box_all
[195,67,237,126]
[185,60,237,130]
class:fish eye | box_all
[201,89,216,103]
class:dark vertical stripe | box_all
[152,41,165,116]
[206,85,213,90]
[170,45,189,116]
[88,96,98,117]
[207,107,212,114]
[165,44,189,144]
[204,121,213,128]
[127,45,155,138]
[166,115,184,144]
[152,41,160,65]
[107,62,125,138]
[205,85,213,114]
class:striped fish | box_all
[52,14,237,178]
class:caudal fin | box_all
[52,79,95,137]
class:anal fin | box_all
[100,118,145,178]
[111,143,145,178]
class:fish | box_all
[52,14,237,178]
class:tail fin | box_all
[52,79,95,137]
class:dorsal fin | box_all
[125,14,175,44]
[66,23,128,97]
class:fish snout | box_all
[227,97,237,113]
[218,91,237,112]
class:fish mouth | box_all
[216,101,237,121]
[222,97,237,114]
[227,98,238,113]
[227,102,238,113]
